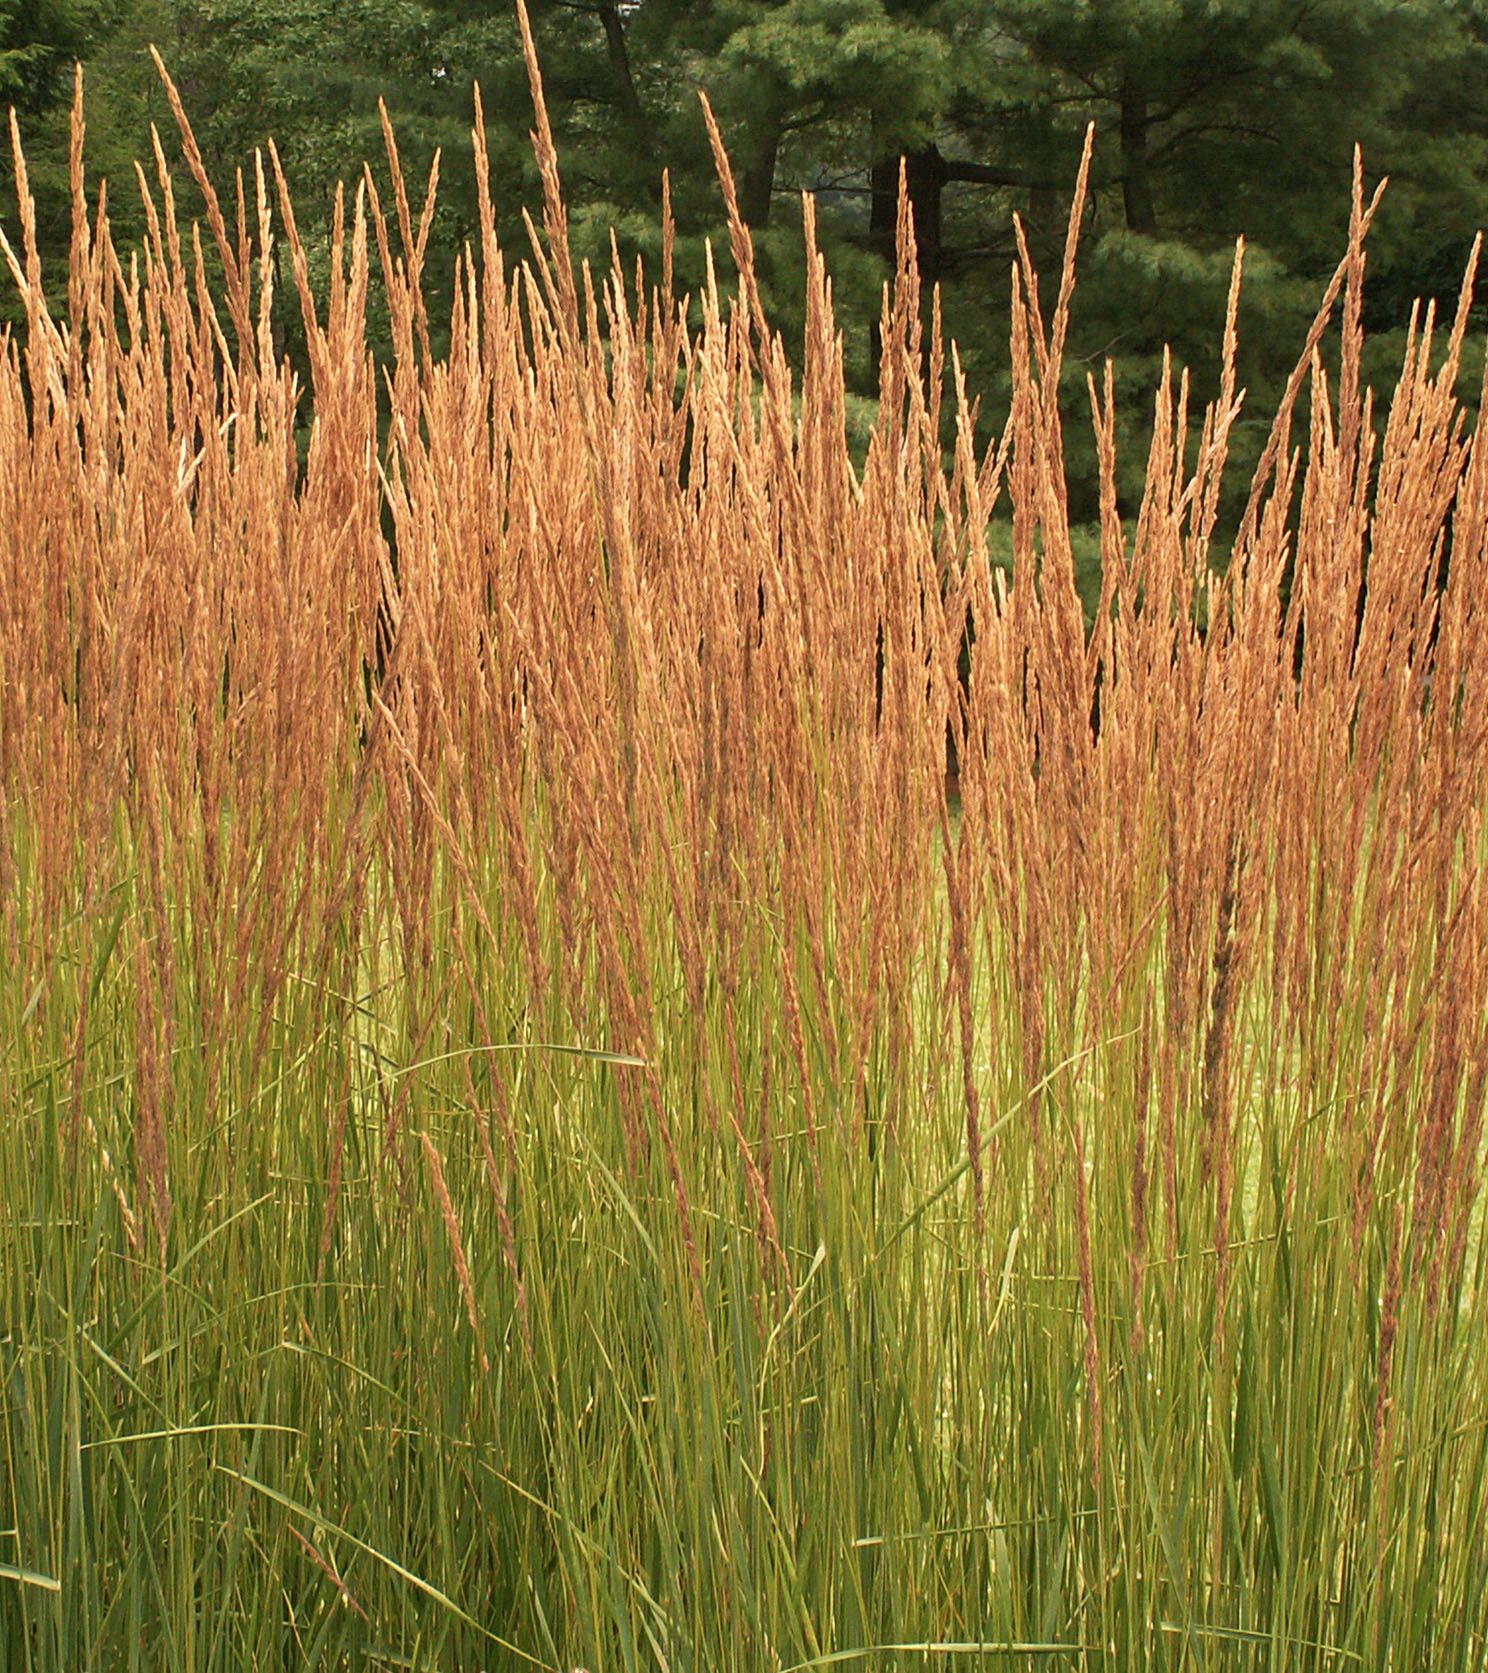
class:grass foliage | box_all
[3,24,1488,1671]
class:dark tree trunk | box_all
[1119,67,1158,234]
[595,0,653,157]
[1027,181,1061,263]
[871,142,948,285]
[869,141,948,363]
[739,120,781,229]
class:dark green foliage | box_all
[3,0,1486,533]
[0,0,108,115]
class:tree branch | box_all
[1146,118,1283,168]
[943,159,1055,189]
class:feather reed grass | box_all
[2,26,1487,1669]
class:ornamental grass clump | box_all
[2,14,1487,1669]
